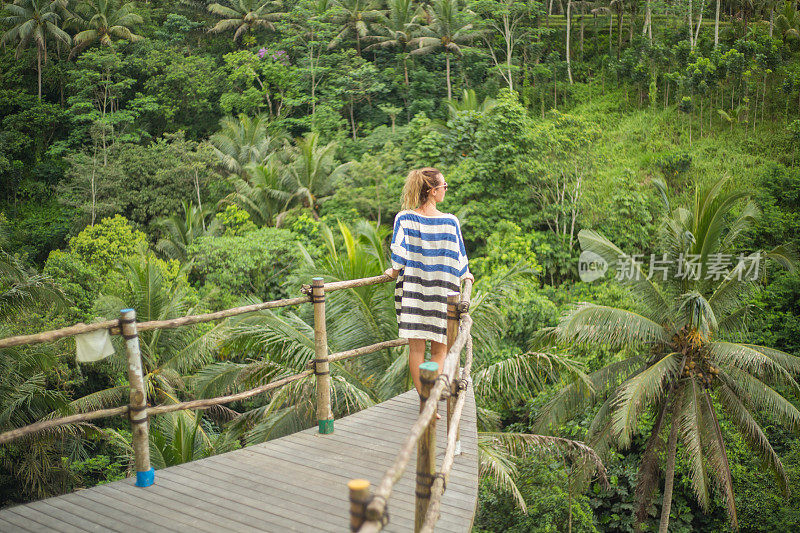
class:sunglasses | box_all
[432,183,448,191]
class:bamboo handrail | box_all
[360,313,473,532]
[419,335,476,533]
[0,405,129,445]
[301,274,393,295]
[147,369,314,416]
[135,295,311,332]
[0,369,315,445]
[305,338,410,368]
[0,319,120,350]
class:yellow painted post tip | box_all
[348,479,371,491]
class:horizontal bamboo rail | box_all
[0,368,315,445]
[301,274,393,295]
[0,297,310,349]
[359,311,473,532]
[305,338,410,368]
[0,405,129,445]
[0,276,397,350]
[147,369,314,416]
[0,319,120,350]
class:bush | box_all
[189,227,302,306]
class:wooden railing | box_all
[0,273,475,531]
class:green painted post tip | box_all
[318,419,334,434]
[419,362,439,372]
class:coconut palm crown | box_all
[207,0,284,43]
[70,0,143,57]
[535,176,799,532]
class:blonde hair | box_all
[401,167,442,210]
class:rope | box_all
[368,495,390,526]
[436,374,452,398]
[433,472,447,491]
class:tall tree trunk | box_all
[617,7,623,59]
[91,144,97,226]
[688,0,694,48]
[694,0,705,45]
[769,8,774,37]
[567,0,574,84]
[349,99,357,140]
[506,17,514,91]
[446,53,452,100]
[37,47,42,101]
[609,11,614,53]
[659,411,680,533]
[643,0,652,41]
[714,0,720,47]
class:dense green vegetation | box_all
[2,0,800,530]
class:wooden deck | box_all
[0,388,478,532]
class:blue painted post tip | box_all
[419,361,439,372]
[135,468,155,487]
[120,308,134,313]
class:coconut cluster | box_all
[672,325,719,389]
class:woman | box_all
[383,167,474,399]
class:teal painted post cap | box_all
[419,362,439,372]
[318,419,334,434]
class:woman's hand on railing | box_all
[383,267,399,279]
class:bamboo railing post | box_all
[415,362,439,533]
[119,308,153,487]
[348,479,371,531]
[445,292,460,440]
[312,277,334,434]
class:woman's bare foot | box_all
[436,411,441,420]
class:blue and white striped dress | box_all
[390,210,470,344]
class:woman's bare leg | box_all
[430,340,447,372]
[408,338,427,395]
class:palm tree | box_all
[0,329,77,500]
[69,0,143,57]
[209,113,283,177]
[365,0,419,85]
[0,251,65,320]
[207,0,283,43]
[446,88,496,119]
[0,248,72,500]
[776,1,800,45]
[282,132,349,219]
[535,176,799,532]
[0,0,72,100]
[224,158,293,227]
[155,202,221,263]
[408,0,477,100]
[327,0,384,56]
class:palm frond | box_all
[557,303,669,350]
[612,352,681,448]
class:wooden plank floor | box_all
[0,387,478,532]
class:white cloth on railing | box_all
[75,329,115,362]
